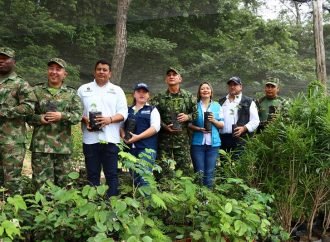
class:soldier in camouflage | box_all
[27,58,82,189]
[151,67,197,179]
[0,47,37,194]
[256,78,289,132]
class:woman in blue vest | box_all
[121,83,160,186]
[189,81,224,188]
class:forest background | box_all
[0,0,329,98]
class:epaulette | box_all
[67,85,77,90]
[61,84,77,91]
[33,82,45,87]
[10,74,25,82]
[15,74,24,80]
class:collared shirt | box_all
[220,93,259,134]
[77,80,128,144]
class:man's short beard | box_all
[0,68,13,75]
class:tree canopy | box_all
[0,0,328,96]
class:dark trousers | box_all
[220,134,238,152]
[83,143,119,197]
[220,134,246,160]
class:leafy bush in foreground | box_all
[0,148,288,242]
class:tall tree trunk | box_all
[293,1,302,26]
[111,0,132,84]
[313,0,327,92]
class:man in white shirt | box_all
[77,59,128,197]
[219,76,259,157]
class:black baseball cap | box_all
[134,83,149,92]
[227,76,242,85]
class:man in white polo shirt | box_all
[77,59,128,197]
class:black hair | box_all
[94,59,111,71]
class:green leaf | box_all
[114,200,127,213]
[246,213,260,223]
[95,222,107,233]
[2,220,20,239]
[127,236,139,242]
[224,202,233,213]
[151,194,167,209]
[7,195,27,213]
[88,187,97,199]
[144,217,155,227]
[124,197,140,208]
[234,220,248,237]
[95,211,108,224]
[113,221,120,231]
[142,236,153,242]
[261,218,271,229]
[234,220,242,232]
[96,185,107,196]
[35,213,47,224]
[34,191,44,203]
[82,185,91,197]
[68,171,79,180]
[191,230,202,240]
[87,232,114,242]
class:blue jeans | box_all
[129,148,156,187]
[83,143,119,197]
[190,145,219,188]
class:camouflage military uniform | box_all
[0,72,36,192]
[27,82,82,188]
[256,95,288,131]
[151,89,197,178]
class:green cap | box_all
[0,47,15,58]
[48,58,67,68]
[265,77,280,87]
[166,67,180,75]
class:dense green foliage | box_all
[1,0,328,95]
[228,81,330,238]
[0,150,289,241]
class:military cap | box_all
[166,67,180,75]
[48,58,67,68]
[0,47,15,58]
[227,76,242,85]
[265,77,280,87]
[134,83,149,92]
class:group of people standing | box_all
[0,46,287,197]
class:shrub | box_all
[230,80,330,239]
[0,146,288,241]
